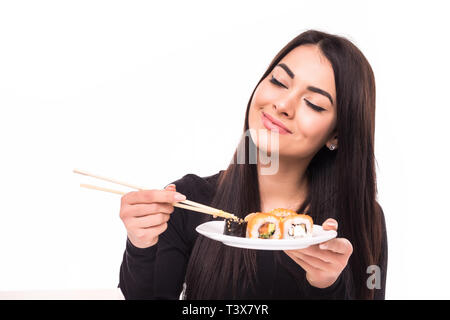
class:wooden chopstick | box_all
[181,199,223,214]
[80,183,126,195]
[79,183,238,220]
[75,170,240,221]
[178,200,241,220]
[73,169,146,190]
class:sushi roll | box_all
[223,217,247,237]
[281,214,313,239]
[245,212,282,239]
[269,208,297,219]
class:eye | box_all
[304,99,326,112]
[269,75,288,89]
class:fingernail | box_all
[319,243,328,250]
[174,193,186,201]
[327,221,337,228]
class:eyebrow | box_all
[276,63,334,105]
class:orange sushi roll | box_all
[244,209,314,239]
[245,212,282,239]
[269,208,298,219]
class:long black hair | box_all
[184,29,383,300]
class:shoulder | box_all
[374,201,388,260]
[167,170,224,205]
[375,202,387,230]
[374,201,388,298]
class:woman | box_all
[118,29,388,300]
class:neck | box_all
[257,155,310,212]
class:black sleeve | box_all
[118,174,204,300]
[118,238,159,299]
[302,269,350,299]
[374,205,388,300]
[118,206,191,299]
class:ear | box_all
[325,131,338,150]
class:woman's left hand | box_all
[283,218,353,289]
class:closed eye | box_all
[269,75,288,89]
[270,75,326,112]
[304,99,326,112]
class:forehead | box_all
[277,45,336,100]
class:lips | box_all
[261,112,292,134]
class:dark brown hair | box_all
[184,29,383,299]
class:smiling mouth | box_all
[261,112,292,134]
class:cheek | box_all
[299,114,323,136]
[253,81,275,105]
[249,85,267,129]
[248,104,259,133]
[294,110,336,146]
[251,80,281,118]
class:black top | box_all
[119,171,388,300]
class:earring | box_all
[329,144,336,151]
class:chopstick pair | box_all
[73,169,239,220]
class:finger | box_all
[164,184,176,191]
[134,221,169,241]
[284,250,321,274]
[297,245,340,263]
[287,251,330,271]
[124,203,175,217]
[319,238,353,255]
[133,213,170,228]
[145,221,169,234]
[123,189,186,205]
[322,218,338,231]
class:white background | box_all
[1,0,449,299]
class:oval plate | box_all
[196,220,337,250]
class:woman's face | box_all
[248,44,338,160]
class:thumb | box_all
[322,218,338,231]
[164,183,176,191]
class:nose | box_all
[273,95,296,118]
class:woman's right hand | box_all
[119,184,186,249]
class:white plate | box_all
[195,220,337,250]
